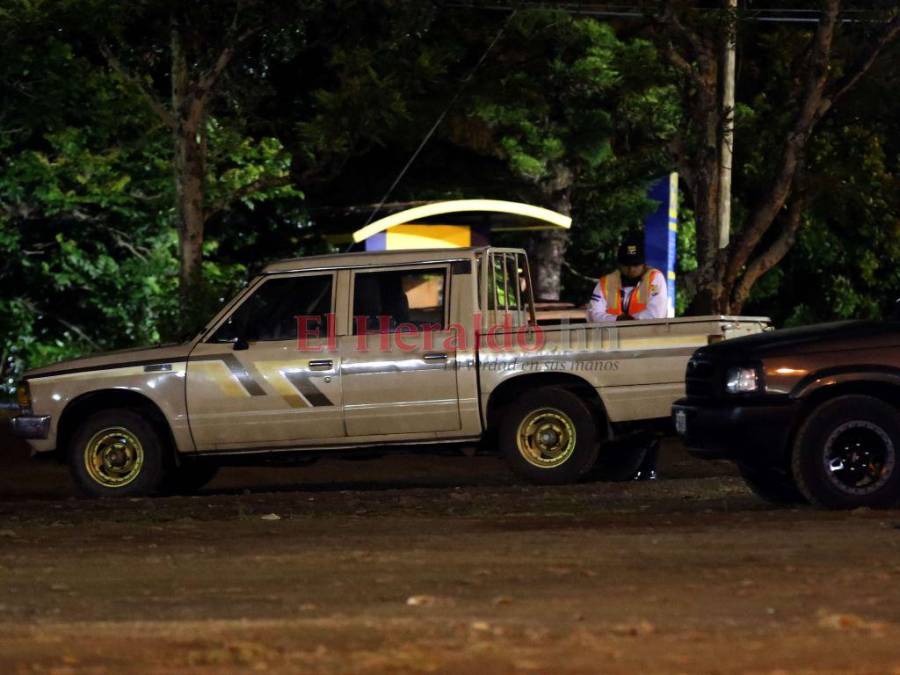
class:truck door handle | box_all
[423,352,448,361]
[309,359,334,370]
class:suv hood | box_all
[24,343,194,380]
[698,320,900,361]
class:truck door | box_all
[339,264,461,436]
[186,272,344,451]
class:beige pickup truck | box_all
[11,247,769,496]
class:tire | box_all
[737,461,807,505]
[68,409,168,498]
[791,395,900,509]
[499,387,599,485]
[165,462,219,495]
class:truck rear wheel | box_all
[792,395,900,509]
[500,387,598,485]
[68,409,167,498]
[737,461,807,505]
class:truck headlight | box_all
[725,367,760,394]
[16,381,32,410]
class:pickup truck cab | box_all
[12,246,769,496]
[673,320,900,509]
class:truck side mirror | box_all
[233,337,249,351]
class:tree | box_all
[443,9,677,300]
[740,47,900,325]
[654,1,899,313]
[0,1,306,391]
[96,1,303,314]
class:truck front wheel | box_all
[792,395,900,509]
[68,409,168,498]
[500,387,598,485]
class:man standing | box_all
[586,233,667,323]
[586,232,666,480]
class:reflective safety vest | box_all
[599,268,661,316]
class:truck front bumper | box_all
[10,414,52,440]
[672,398,798,464]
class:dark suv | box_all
[673,320,900,509]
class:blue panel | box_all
[644,173,678,317]
[364,232,387,251]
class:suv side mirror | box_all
[233,337,249,351]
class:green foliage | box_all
[0,0,312,393]
[206,119,304,213]
[466,14,627,186]
[740,36,900,326]
[441,11,679,300]
[726,20,900,326]
[1,1,896,396]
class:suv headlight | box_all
[725,367,760,394]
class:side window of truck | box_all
[212,274,333,343]
[353,267,447,334]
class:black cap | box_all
[617,232,645,266]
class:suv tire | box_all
[792,395,900,509]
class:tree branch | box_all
[657,1,705,60]
[659,40,702,86]
[652,2,707,87]
[730,188,808,313]
[562,260,597,285]
[205,174,294,220]
[723,0,839,290]
[100,43,176,130]
[195,25,260,103]
[823,10,900,110]
[22,300,100,350]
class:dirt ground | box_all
[2,437,900,674]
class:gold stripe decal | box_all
[191,355,333,407]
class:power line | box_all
[358,0,526,238]
[441,2,890,24]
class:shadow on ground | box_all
[0,419,735,500]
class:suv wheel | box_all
[500,387,599,485]
[792,395,900,509]
[68,409,168,498]
[737,461,807,505]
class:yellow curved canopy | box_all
[352,199,572,243]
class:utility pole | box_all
[718,0,737,249]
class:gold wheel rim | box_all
[516,408,577,469]
[83,427,144,488]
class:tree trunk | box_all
[530,229,569,301]
[683,74,724,315]
[174,120,206,311]
[171,17,207,315]
[530,186,571,302]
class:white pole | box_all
[718,0,737,249]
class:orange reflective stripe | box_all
[600,273,622,315]
[626,268,661,315]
